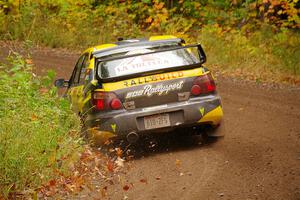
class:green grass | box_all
[0,53,82,198]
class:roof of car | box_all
[84,35,185,58]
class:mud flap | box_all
[206,122,225,137]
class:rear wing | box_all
[95,44,207,82]
[92,38,185,57]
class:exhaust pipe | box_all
[127,131,139,143]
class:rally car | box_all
[55,35,224,144]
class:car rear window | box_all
[97,47,200,79]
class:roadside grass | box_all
[196,25,300,84]
[0,53,82,198]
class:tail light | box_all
[110,98,122,110]
[191,73,216,96]
[92,91,123,111]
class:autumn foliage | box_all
[0,0,299,82]
[0,1,299,198]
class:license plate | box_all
[144,113,171,130]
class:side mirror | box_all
[197,44,206,64]
[54,78,69,88]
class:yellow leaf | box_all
[145,16,153,23]
[25,59,33,64]
[31,114,38,121]
[154,2,164,10]
[259,5,265,12]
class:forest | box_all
[0,0,299,81]
[0,0,300,199]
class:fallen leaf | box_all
[123,185,130,191]
[74,176,85,190]
[31,114,38,121]
[140,179,147,183]
[65,183,74,192]
[104,140,112,145]
[145,16,153,23]
[107,160,114,172]
[25,59,33,64]
[116,148,123,157]
[49,179,56,187]
[175,159,181,166]
[109,148,115,153]
[154,2,164,9]
[39,88,49,94]
[115,157,124,168]
[123,195,129,200]
[101,186,107,198]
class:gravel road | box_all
[1,44,299,200]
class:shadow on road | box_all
[100,129,221,160]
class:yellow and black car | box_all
[55,35,224,144]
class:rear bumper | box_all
[85,94,223,139]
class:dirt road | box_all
[1,45,300,200]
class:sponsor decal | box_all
[114,50,187,77]
[123,71,184,87]
[126,81,184,99]
[178,92,190,101]
[115,54,170,76]
[123,101,135,110]
[199,107,205,116]
[111,124,117,132]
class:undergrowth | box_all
[0,53,82,198]
[197,25,300,83]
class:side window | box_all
[70,54,88,86]
[73,55,85,84]
[79,54,90,84]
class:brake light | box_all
[95,99,105,110]
[206,82,216,92]
[110,98,122,110]
[191,73,216,96]
[191,85,201,96]
[92,91,123,110]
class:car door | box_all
[68,54,87,113]
[77,53,91,113]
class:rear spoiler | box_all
[92,38,185,57]
[95,44,206,83]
